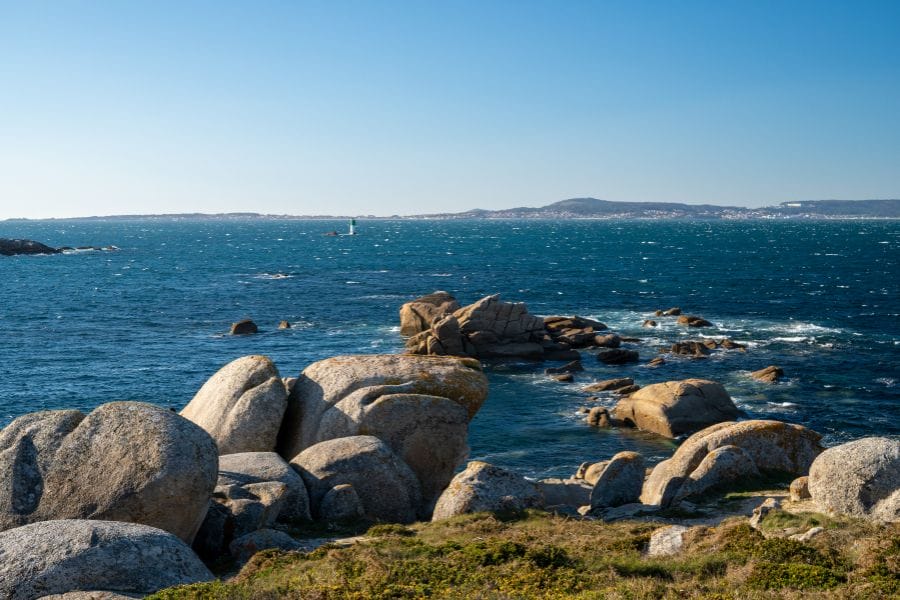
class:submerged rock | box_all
[181,355,288,455]
[613,379,739,438]
[0,520,212,598]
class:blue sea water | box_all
[1,218,898,478]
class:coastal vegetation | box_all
[149,509,899,599]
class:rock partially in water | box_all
[808,437,900,523]
[676,315,712,327]
[596,348,639,365]
[613,379,739,438]
[0,238,60,256]
[750,365,784,383]
[0,520,212,598]
[230,319,258,335]
[583,377,634,393]
[181,355,288,455]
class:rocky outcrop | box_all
[590,451,645,509]
[277,354,487,457]
[0,402,217,543]
[432,461,543,521]
[0,238,61,256]
[0,520,212,598]
[291,436,422,523]
[676,315,712,327]
[613,379,739,438]
[180,355,288,455]
[218,452,310,521]
[808,437,900,523]
[750,365,784,383]
[641,420,823,507]
[230,319,258,335]
[399,291,461,336]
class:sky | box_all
[1,1,899,218]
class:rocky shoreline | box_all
[0,292,897,598]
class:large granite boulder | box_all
[589,451,645,509]
[181,355,288,455]
[0,520,212,598]
[808,437,900,523]
[0,238,60,256]
[315,392,469,510]
[0,402,217,543]
[431,461,543,521]
[613,379,739,438]
[405,294,546,358]
[399,291,461,336]
[641,420,823,507]
[277,354,488,460]
[291,436,422,523]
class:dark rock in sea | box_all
[0,238,60,256]
[719,338,746,350]
[614,384,641,395]
[593,333,621,348]
[551,373,574,382]
[583,377,634,393]
[670,341,711,358]
[596,349,639,365]
[662,307,682,316]
[676,315,713,327]
[278,320,291,329]
[545,360,583,375]
[645,357,666,368]
[750,365,784,383]
[643,319,657,327]
[543,349,581,361]
[230,319,258,335]
[544,315,608,333]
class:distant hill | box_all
[422,198,900,219]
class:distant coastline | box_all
[3,198,899,221]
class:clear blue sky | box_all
[1,1,898,218]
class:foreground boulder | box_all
[641,420,823,507]
[589,451,645,509]
[277,354,488,459]
[613,379,739,438]
[0,238,61,256]
[405,294,546,358]
[0,520,212,598]
[432,462,543,521]
[291,436,422,523]
[195,452,310,559]
[399,291,461,336]
[808,437,900,523]
[181,355,288,455]
[0,402,217,543]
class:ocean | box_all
[1,218,898,479]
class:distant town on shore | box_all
[4,198,900,221]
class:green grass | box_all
[148,510,900,600]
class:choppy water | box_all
[1,218,898,478]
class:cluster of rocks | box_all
[229,319,293,335]
[0,352,490,597]
[401,292,640,362]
